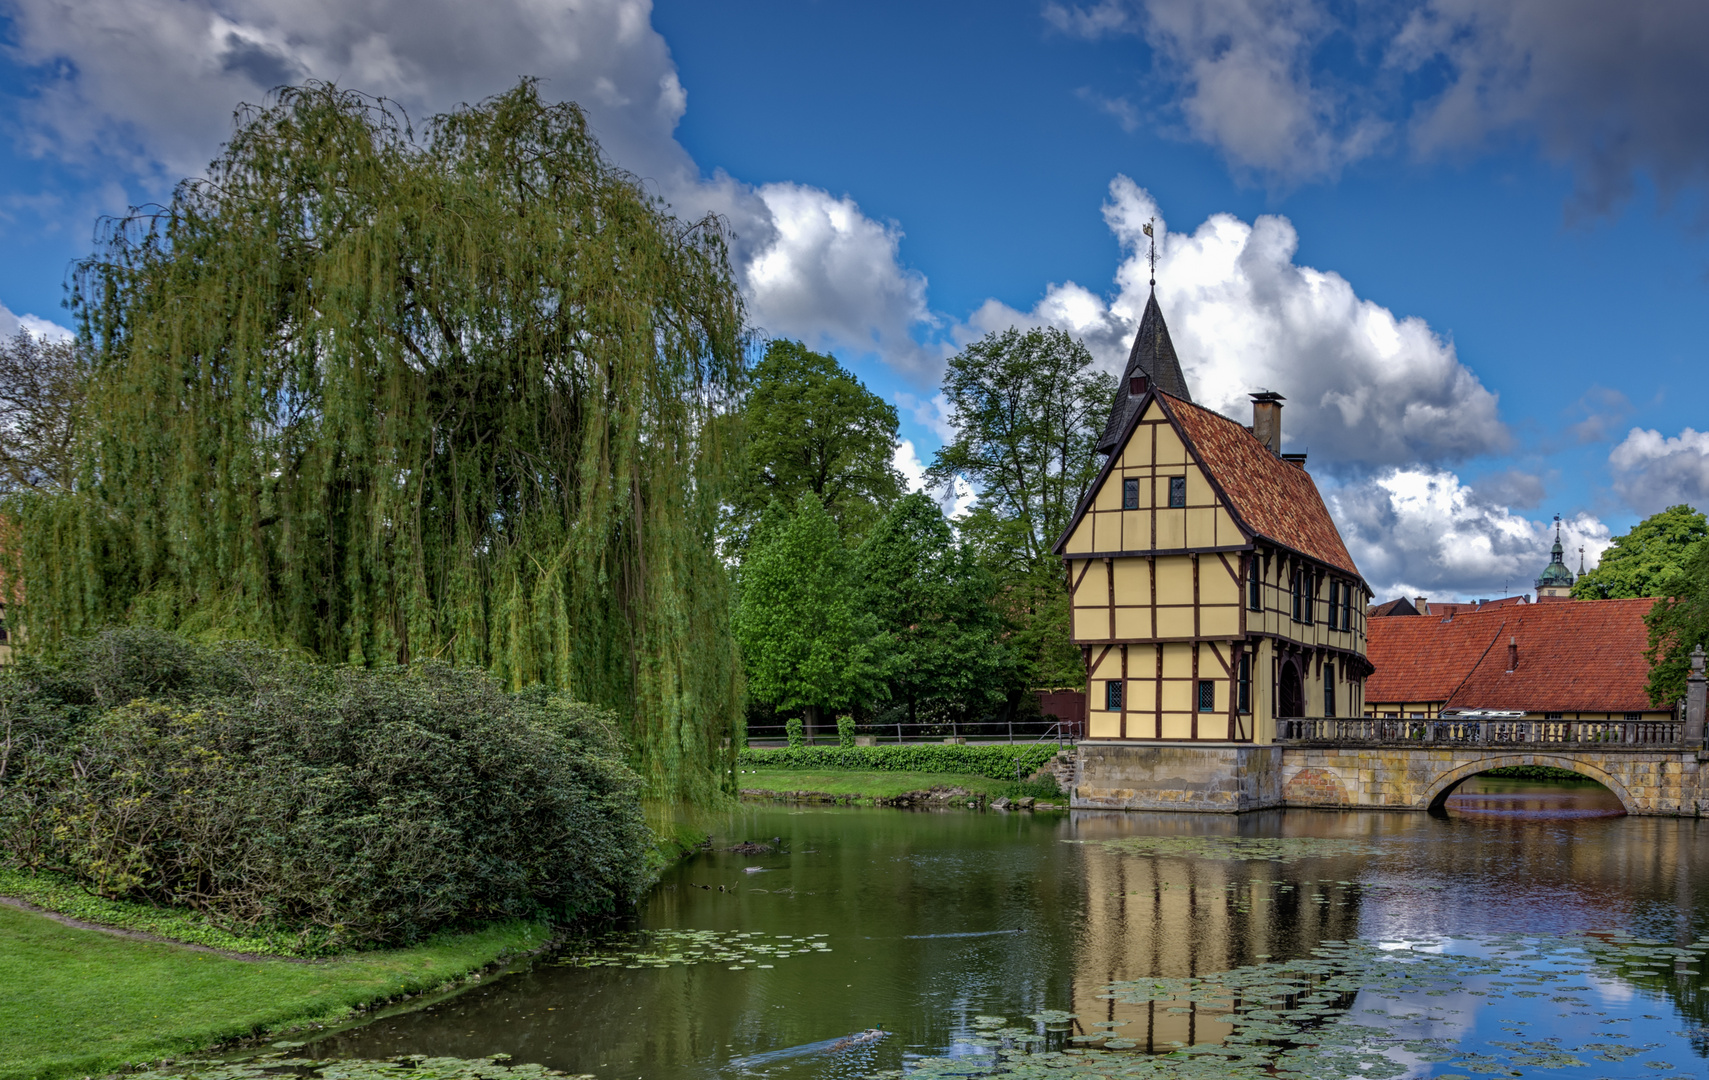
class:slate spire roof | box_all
[1096,290,1191,455]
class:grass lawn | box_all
[735,767,1061,802]
[0,903,549,1080]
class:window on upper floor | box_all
[1342,584,1354,631]
[1324,663,1337,717]
[1106,680,1124,711]
[1545,712,1563,720]
[1290,571,1303,622]
[1248,560,1263,611]
[1197,680,1216,713]
[1167,476,1186,508]
[1623,711,1641,722]
[1122,477,1139,510]
[1327,580,1341,629]
[1302,572,1315,625]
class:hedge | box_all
[738,743,1063,780]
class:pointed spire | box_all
[1095,292,1192,454]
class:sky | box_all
[2,0,1707,602]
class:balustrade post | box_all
[1686,644,1707,748]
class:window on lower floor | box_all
[1237,653,1251,714]
[1106,680,1123,711]
[1197,680,1216,712]
[1323,663,1337,717]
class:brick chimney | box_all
[1414,596,1428,615]
[1506,636,1518,673]
[1250,391,1284,455]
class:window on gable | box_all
[1122,477,1139,510]
[1106,681,1124,711]
[1248,559,1262,611]
[1167,476,1186,508]
[1197,680,1216,713]
[1324,663,1337,717]
[1328,581,1341,629]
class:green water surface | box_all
[299,778,1709,1079]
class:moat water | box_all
[303,776,1709,1079]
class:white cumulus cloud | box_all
[1608,427,1709,514]
[974,177,1508,470]
[0,301,75,341]
[1326,466,1609,602]
[1,0,935,376]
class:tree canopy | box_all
[732,492,878,736]
[928,326,1114,690]
[857,492,1007,725]
[9,81,748,804]
[0,330,88,494]
[1644,539,1709,705]
[1574,504,1708,600]
[725,339,902,549]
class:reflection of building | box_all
[1364,598,1672,722]
[1055,294,1371,741]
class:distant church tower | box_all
[1535,516,1576,599]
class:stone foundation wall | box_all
[1073,741,1709,816]
[1072,743,1283,812]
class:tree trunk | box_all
[804,704,821,745]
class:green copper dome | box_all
[1535,519,1575,589]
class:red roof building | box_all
[1364,598,1669,720]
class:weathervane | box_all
[1142,217,1157,288]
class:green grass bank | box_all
[0,901,549,1080]
[736,767,1061,803]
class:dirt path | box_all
[0,895,316,962]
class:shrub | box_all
[837,716,856,747]
[784,717,804,748]
[737,742,1062,781]
[0,628,651,951]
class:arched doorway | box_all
[1278,660,1305,718]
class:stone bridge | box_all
[1070,717,1709,816]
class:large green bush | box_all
[737,743,1062,780]
[0,629,650,951]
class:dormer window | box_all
[1167,476,1186,508]
[1122,478,1139,510]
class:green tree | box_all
[8,82,747,805]
[1643,540,1709,704]
[857,492,1007,726]
[1574,505,1708,600]
[726,339,903,548]
[0,330,89,494]
[927,327,1115,689]
[733,492,879,740]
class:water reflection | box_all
[304,785,1709,1079]
[1444,774,1626,818]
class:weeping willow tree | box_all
[9,81,748,805]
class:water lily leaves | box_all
[557,927,832,970]
[124,1056,596,1080]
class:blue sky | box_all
[2,1,1707,600]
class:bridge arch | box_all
[1421,754,1635,815]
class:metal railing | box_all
[746,717,1083,747]
[1275,716,1686,748]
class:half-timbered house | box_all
[1053,293,1372,745]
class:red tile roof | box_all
[1425,595,1529,617]
[1366,598,1661,712]
[1163,394,1363,579]
[1370,598,1421,617]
